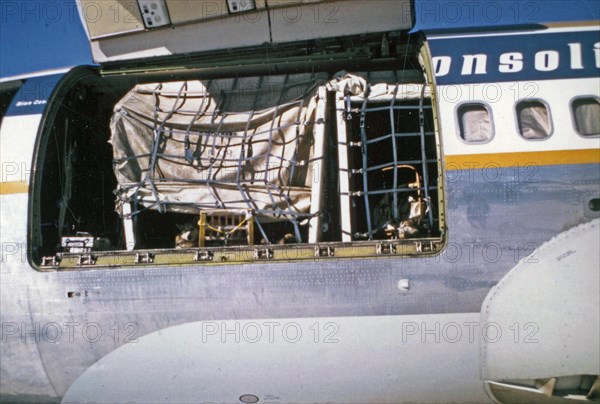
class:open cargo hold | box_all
[32,69,444,266]
[110,72,440,250]
[111,74,328,248]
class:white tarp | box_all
[110,74,327,220]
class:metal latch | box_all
[253,248,273,260]
[134,252,154,264]
[61,234,111,254]
[376,242,396,255]
[415,241,435,253]
[77,254,96,266]
[314,246,335,257]
[61,235,94,254]
[41,255,61,267]
[194,251,214,262]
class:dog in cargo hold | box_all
[175,222,199,249]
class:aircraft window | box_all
[571,97,600,137]
[516,100,552,140]
[457,103,493,143]
[31,68,445,269]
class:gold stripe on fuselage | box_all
[0,150,598,194]
[445,148,600,170]
[0,181,29,195]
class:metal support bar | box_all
[122,203,136,251]
[389,84,400,222]
[336,92,353,242]
[419,86,434,229]
[309,87,327,243]
[359,88,374,240]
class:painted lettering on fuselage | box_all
[428,30,600,84]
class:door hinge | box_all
[376,242,396,255]
[134,252,154,264]
[253,248,273,260]
[314,246,335,257]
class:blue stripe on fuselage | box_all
[428,30,600,84]
[4,74,63,117]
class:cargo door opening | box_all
[30,40,445,269]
